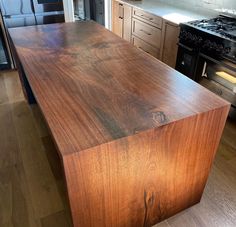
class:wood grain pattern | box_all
[8,21,230,226]
[9,21,228,155]
[63,107,229,227]
[1,71,236,227]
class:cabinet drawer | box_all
[132,18,161,48]
[132,35,160,59]
[133,8,162,29]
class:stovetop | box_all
[188,15,236,41]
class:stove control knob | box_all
[179,30,188,40]
[203,40,211,49]
[195,36,203,44]
[225,47,231,54]
[212,42,218,50]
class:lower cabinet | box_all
[132,35,160,59]
[112,0,132,42]
[112,0,123,38]
[161,21,180,68]
[132,18,162,49]
[112,0,180,68]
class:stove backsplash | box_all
[157,0,236,15]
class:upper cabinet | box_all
[112,0,180,68]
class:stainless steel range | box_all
[176,15,236,119]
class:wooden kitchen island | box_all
[9,21,229,227]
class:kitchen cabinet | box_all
[112,0,132,42]
[112,0,123,37]
[132,7,162,60]
[133,7,162,29]
[132,18,162,49]
[161,21,180,68]
[112,0,180,68]
[132,35,160,58]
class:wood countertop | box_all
[9,21,228,156]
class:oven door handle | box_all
[199,53,236,73]
[177,43,194,52]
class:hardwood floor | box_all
[0,70,236,227]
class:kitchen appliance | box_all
[73,0,105,25]
[176,15,236,119]
[0,0,64,69]
[0,13,11,69]
[0,0,64,28]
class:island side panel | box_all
[63,105,229,227]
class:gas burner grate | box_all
[188,15,236,41]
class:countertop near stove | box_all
[119,0,218,24]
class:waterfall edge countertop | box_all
[9,21,230,226]
[118,0,218,24]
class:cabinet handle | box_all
[118,3,124,19]
[140,29,151,36]
[140,14,153,21]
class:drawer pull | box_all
[140,14,153,21]
[119,16,123,19]
[140,29,152,36]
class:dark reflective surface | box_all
[0,0,64,28]
[0,0,64,70]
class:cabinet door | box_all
[123,4,132,42]
[162,22,180,68]
[112,0,123,38]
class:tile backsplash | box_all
[157,0,236,14]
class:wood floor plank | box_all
[41,135,73,226]
[10,100,64,219]
[221,119,236,152]
[0,180,12,225]
[41,136,63,181]
[31,105,50,138]
[0,165,41,227]
[40,210,70,227]
[153,220,170,227]
[0,73,9,105]
[3,71,24,104]
[0,103,19,169]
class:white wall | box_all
[63,0,74,22]
[105,0,112,30]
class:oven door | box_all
[175,43,199,81]
[198,53,236,119]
